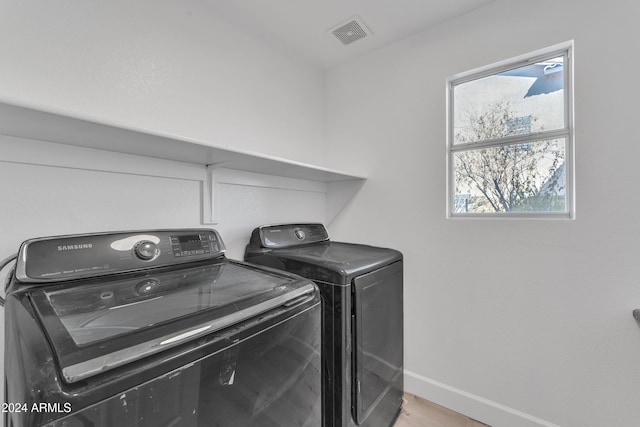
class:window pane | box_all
[453,139,566,213]
[453,56,565,145]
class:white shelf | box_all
[0,99,365,183]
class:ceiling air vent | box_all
[330,16,372,46]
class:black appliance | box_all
[244,224,403,427]
[4,229,321,427]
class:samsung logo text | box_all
[57,243,93,251]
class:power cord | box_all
[0,254,18,307]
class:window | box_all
[447,42,574,218]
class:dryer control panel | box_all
[16,229,226,283]
[256,224,329,249]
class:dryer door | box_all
[352,261,403,424]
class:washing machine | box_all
[4,228,321,427]
[244,223,403,427]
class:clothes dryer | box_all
[245,224,403,427]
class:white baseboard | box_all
[404,370,561,427]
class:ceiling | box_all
[206,0,496,69]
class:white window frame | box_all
[446,41,575,219]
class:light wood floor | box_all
[394,393,490,427]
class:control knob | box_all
[134,240,159,261]
[136,278,159,295]
[294,228,306,241]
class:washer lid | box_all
[28,259,316,383]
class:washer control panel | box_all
[16,229,226,283]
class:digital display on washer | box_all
[177,234,205,252]
[171,234,218,257]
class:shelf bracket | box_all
[326,179,366,225]
[201,164,219,225]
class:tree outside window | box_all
[447,44,573,218]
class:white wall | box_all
[0,141,326,260]
[0,0,326,166]
[326,1,640,426]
